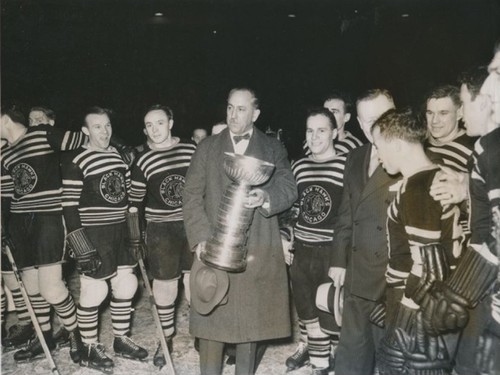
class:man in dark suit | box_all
[183,87,297,375]
[330,89,399,375]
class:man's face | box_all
[323,99,350,132]
[426,97,462,142]
[144,110,173,145]
[192,129,207,144]
[357,95,395,142]
[480,58,500,126]
[372,127,400,175]
[226,90,260,135]
[306,114,336,158]
[83,113,112,150]
[460,84,491,137]
[29,111,53,127]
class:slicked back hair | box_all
[426,85,461,108]
[228,87,260,109]
[83,106,113,127]
[307,107,338,130]
[323,90,353,113]
[371,107,427,144]
[356,88,395,108]
[144,104,174,121]
[30,106,56,121]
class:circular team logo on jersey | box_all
[12,163,38,195]
[300,185,332,224]
[160,174,185,207]
[100,170,126,204]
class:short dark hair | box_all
[306,107,337,130]
[458,67,490,101]
[30,106,56,121]
[323,90,353,113]
[371,107,427,144]
[356,89,394,108]
[1,104,26,126]
[144,104,174,121]
[228,87,260,109]
[83,106,113,127]
[425,85,461,107]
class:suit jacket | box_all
[183,127,297,343]
[331,143,400,301]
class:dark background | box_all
[2,0,499,158]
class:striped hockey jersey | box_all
[61,146,130,231]
[129,140,196,223]
[292,154,346,245]
[1,124,86,214]
[385,167,463,289]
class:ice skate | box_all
[113,334,148,361]
[80,342,114,374]
[2,323,34,351]
[13,331,55,363]
[286,342,310,372]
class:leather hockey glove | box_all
[396,311,452,375]
[66,228,102,277]
[377,297,418,375]
[421,245,497,336]
[369,301,386,328]
[110,135,137,166]
[125,208,147,261]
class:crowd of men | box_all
[0,41,499,375]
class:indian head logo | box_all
[159,174,184,207]
[100,170,126,204]
[12,163,37,195]
[300,185,332,224]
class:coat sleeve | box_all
[330,152,354,268]
[182,140,212,249]
[257,141,297,217]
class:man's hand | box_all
[195,241,207,261]
[245,189,269,209]
[328,267,346,288]
[429,166,468,206]
[128,234,147,261]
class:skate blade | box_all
[14,352,50,364]
[80,360,114,374]
[114,352,147,362]
[56,341,70,349]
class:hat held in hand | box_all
[316,282,344,326]
[190,258,229,315]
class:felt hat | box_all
[316,282,344,326]
[190,258,229,315]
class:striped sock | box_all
[298,319,308,345]
[1,288,6,324]
[77,304,99,344]
[157,303,175,339]
[11,288,31,325]
[53,293,77,331]
[110,297,132,336]
[30,293,52,332]
[306,319,330,369]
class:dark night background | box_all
[2,0,500,159]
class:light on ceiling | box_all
[287,14,296,18]
[154,12,164,17]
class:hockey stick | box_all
[136,257,176,375]
[3,238,61,375]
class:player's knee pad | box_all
[80,277,109,308]
[110,268,137,300]
[38,264,68,304]
[20,268,40,295]
[153,278,179,306]
[2,272,20,291]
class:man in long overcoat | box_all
[183,87,297,375]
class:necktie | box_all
[233,133,251,144]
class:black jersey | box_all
[291,154,346,245]
[470,127,500,252]
[1,124,86,214]
[61,146,130,232]
[129,140,196,223]
[385,167,463,289]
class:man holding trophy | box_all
[183,87,297,375]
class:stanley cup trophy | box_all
[201,152,275,272]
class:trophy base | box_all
[200,251,247,273]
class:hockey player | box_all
[372,108,463,375]
[287,108,347,375]
[128,104,196,368]
[60,106,147,373]
[0,106,85,362]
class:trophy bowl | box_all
[223,152,275,185]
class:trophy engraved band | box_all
[201,152,275,272]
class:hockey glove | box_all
[66,228,102,277]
